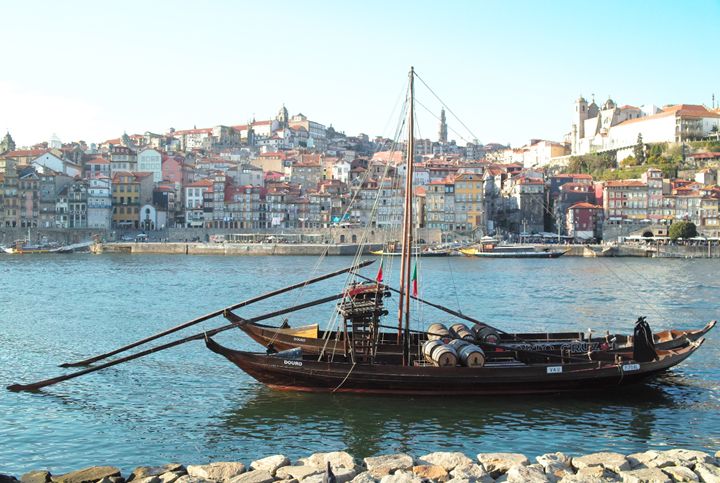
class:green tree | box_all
[648,143,664,157]
[669,220,698,241]
[634,134,646,164]
[620,155,639,167]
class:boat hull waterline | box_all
[206,337,704,395]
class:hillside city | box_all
[1,98,720,243]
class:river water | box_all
[0,254,718,474]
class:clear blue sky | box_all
[2,0,719,148]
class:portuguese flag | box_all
[376,259,384,282]
[411,263,418,296]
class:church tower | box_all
[246,120,255,147]
[277,104,289,129]
[575,95,588,139]
[0,131,16,154]
[438,108,448,143]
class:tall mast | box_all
[397,67,415,364]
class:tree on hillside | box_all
[669,220,698,241]
[634,134,646,164]
[566,152,616,176]
[620,155,640,167]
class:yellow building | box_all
[453,172,484,230]
[112,171,153,228]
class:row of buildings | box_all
[1,98,720,240]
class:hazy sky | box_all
[2,0,719,148]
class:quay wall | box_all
[90,242,720,257]
[97,242,382,256]
[0,227,442,245]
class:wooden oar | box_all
[8,292,345,392]
[60,260,374,368]
[354,273,508,335]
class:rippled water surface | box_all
[1,254,718,473]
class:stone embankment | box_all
[3,449,720,483]
[93,242,382,256]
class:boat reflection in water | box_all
[207,372,706,461]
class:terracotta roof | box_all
[5,149,47,157]
[689,152,720,159]
[617,104,720,127]
[371,150,405,164]
[186,179,214,188]
[516,176,544,185]
[87,157,110,165]
[569,202,602,210]
[171,128,213,135]
[414,186,426,196]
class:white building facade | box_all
[137,149,163,182]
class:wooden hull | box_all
[461,248,566,258]
[370,250,450,257]
[206,337,704,395]
[233,316,715,356]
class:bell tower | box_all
[438,108,448,143]
[277,104,289,128]
[1,130,16,154]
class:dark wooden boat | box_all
[205,68,710,396]
[460,246,567,258]
[206,337,705,395]
[227,314,715,356]
[370,249,450,257]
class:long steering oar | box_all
[355,273,508,335]
[59,260,374,368]
[8,292,345,392]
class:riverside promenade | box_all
[4,449,720,483]
[91,242,383,256]
[90,241,720,257]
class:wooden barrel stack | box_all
[472,323,500,344]
[427,323,451,341]
[422,340,458,366]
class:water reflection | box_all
[209,375,703,460]
[2,255,719,474]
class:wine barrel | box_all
[431,346,458,367]
[458,344,485,367]
[476,326,500,344]
[471,323,487,338]
[427,323,450,341]
[450,323,475,341]
[448,338,470,352]
[422,339,445,359]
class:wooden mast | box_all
[397,66,415,364]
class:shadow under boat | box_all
[206,377,689,459]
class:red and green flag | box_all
[376,259,384,283]
[411,263,418,296]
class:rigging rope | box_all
[317,79,411,361]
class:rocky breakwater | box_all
[2,449,720,483]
